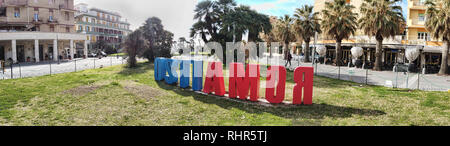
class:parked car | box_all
[100,51,107,57]
[88,53,97,57]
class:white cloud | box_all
[74,0,197,40]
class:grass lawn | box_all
[109,53,127,57]
[0,62,448,126]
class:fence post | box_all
[365,68,368,85]
[49,61,52,76]
[10,63,13,79]
[338,65,341,80]
[19,63,21,78]
[75,59,77,72]
[93,58,96,69]
[417,73,420,90]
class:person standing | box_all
[285,51,292,67]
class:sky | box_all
[74,0,408,40]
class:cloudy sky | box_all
[74,0,408,40]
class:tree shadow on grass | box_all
[155,81,386,121]
[118,62,154,76]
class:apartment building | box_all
[313,0,422,71]
[0,0,87,63]
[74,3,131,52]
[406,0,449,74]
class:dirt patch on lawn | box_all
[121,81,164,100]
[62,85,102,97]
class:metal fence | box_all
[1,56,128,80]
[292,57,449,92]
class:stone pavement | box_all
[0,56,128,80]
[288,57,449,92]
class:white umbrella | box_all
[316,45,327,56]
[405,46,421,62]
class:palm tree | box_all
[294,5,321,63]
[321,0,358,66]
[425,0,450,75]
[274,15,295,55]
[359,0,405,71]
[125,30,148,68]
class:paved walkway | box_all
[288,56,449,92]
[2,54,448,92]
[1,57,128,80]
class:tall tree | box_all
[425,0,450,75]
[294,5,321,63]
[140,17,174,61]
[321,0,358,66]
[222,5,271,42]
[359,0,405,71]
[274,15,296,55]
[125,29,148,68]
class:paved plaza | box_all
[1,57,127,80]
[1,55,449,92]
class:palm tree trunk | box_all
[374,39,383,71]
[335,40,342,66]
[438,40,449,75]
[305,41,311,63]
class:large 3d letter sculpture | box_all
[154,58,164,81]
[229,63,260,101]
[179,60,191,89]
[293,67,314,105]
[192,60,203,91]
[265,66,287,104]
[164,59,179,85]
[203,62,225,96]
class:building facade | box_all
[0,0,87,63]
[406,0,449,74]
[74,3,131,52]
[313,0,449,73]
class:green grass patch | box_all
[0,62,448,126]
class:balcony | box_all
[411,1,426,10]
[4,0,29,6]
[48,17,58,24]
[59,4,75,11]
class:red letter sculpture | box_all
[293,67,314,105]
[265,66,286,104]
[229,63,260,101]
[203,62,225,96]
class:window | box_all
[418,32,429,41]
[34,13,39,21]
[78,25,83,31]
[49,10,54,22]
[35,25,40,31]
[65,12,69,21]
[66,27,70,33]
[418,13,425,22]
[14,8,20,18]
[50,25,55,32]
[86,26,90,32]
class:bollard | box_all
[94,58,96,69]
[110,57,112,66]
